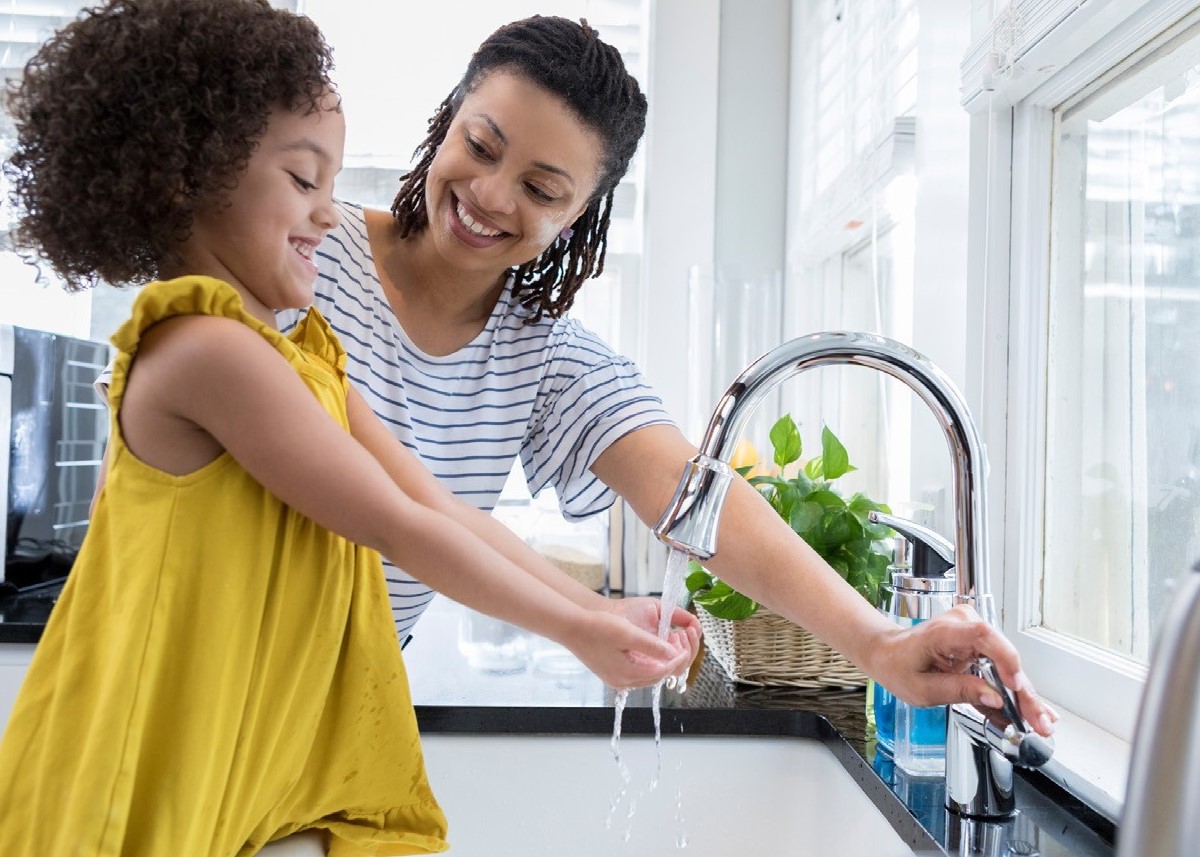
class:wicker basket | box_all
[696,604,868,688]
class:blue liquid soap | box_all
[894,616,949,775]
[894,696,948,775]
[873,680,897,754]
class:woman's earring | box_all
[559,227,574,241]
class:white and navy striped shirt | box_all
[277,201,672,639]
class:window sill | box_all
[1038,699,1129,824]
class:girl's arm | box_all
[123,315,689,688]
[344,387,701,658]
[591,423,1058,736]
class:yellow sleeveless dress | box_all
[0,277,448,856]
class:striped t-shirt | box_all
[277,201,673,639]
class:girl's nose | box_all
[469,172,516,217]
[313,195,340,231]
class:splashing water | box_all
[607,548,693,841]
[606,689,633,832]
[610,548,693,761]
[675,780,689,849]
[652,549,692,759]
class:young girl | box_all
[0,2,693,855]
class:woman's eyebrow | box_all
[477,114,576,185]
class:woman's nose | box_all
[469,172,517,216]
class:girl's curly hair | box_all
[390,15,647,322]
[3,0,336,291]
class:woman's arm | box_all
[591,423,1057,735]
[125,315,690,688]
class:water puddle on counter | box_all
[608,548,692,847]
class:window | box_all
[0,2,134,340]
[984,1,1200,742]
[1045,33,1200,664]
[784,0,927,520]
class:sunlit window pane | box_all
[1045,39,1200,662]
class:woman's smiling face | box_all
[423,70,603,274]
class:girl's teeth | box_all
[457,203,502,237]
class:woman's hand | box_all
[566,611,695,690]
[868,604,1059,737]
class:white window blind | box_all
[960,0,1200,111]
[790,0,918,259]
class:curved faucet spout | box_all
[652,330,995,624]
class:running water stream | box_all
[608,548,693,845]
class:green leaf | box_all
[804,489,846,509]
[848,494,893,539]
[734,464,755,478]
[750,474,811,494]
[769,414,802,468]
[749,474,786,488]
[820,425,855,479]
[685,565,715,595]
[804,456,824,480]
[693,580,760,620]
[817,508,860,550]
[771,484,800,521]
[841,538,874,565]
[789,501,823,537]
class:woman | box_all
[280,15,1056,731]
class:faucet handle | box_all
[972,658,1054,767]
[974,658,1024,729]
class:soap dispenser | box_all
[869,530,906,755]
[868,511,956,775]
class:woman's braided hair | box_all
[390,15,647,322]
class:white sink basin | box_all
[421,732,918,856]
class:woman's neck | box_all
[366,209,509,354]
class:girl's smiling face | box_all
[423,70,603,275]
[174,94,345,324]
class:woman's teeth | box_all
[290,240,314,259]
[457,202,503,237]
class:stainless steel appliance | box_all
[1,324,111,591]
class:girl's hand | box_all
[566,611,694,690]
[602,596,702,666]
[869,604,1059,737]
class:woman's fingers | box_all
[915,606,1057,736]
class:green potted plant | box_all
[685,415,895,686]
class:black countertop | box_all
[403,598,1118,857]
[0,577,63,643]
[1,584,1118,855]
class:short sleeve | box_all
[521,320,673,520]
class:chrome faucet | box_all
[1116,561,1200,857]
[653,331,1051,818]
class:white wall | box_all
[639,0,720,425]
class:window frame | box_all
[986,0,1200,742]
